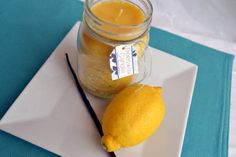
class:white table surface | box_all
[81,0,236,156]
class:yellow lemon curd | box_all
[78,0,148,98]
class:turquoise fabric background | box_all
[0,0,234,157]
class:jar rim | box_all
[85,0,153,29]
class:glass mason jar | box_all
[77,0,153,98]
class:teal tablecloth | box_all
[0,0,234,157]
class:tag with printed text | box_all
[109,44,139,80]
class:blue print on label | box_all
[109,44,139,80]
[109,49,119,80]
[132,49,137,57]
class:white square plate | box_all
[0,22,197,157]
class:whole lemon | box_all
[102,84,165,152]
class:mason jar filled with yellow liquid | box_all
[77,0,153,98]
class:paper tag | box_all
[109,44,139,80]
